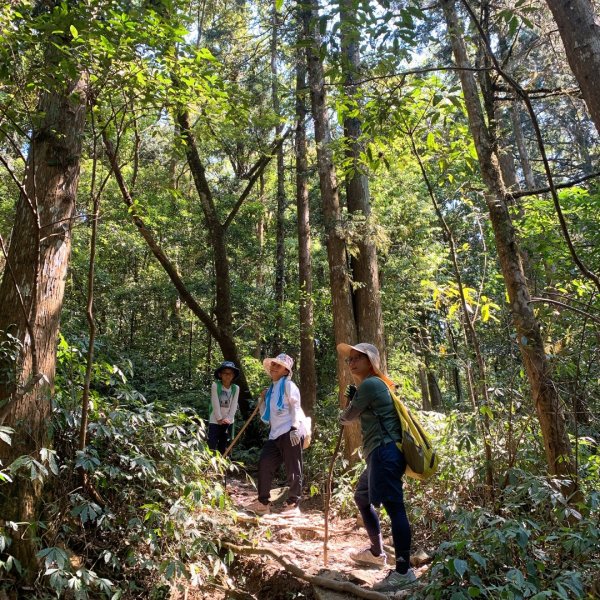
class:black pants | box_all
[257,430,303,505]
[208,423,232,454]
[354,443,412,573]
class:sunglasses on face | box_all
[344,355,367,364]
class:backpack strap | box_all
[371,377,403,444]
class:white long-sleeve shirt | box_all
[260,378,301,440]
[209,382,239,425]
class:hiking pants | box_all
[258,430,303,506]
[354,441,412,573]
[208,423,232,454]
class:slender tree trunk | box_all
[301,0,360,458]
[426,371,443,411]
[272,0,285,349]
[79,160,100,454]
[447,327,463,404]
[545,0,600,137]
[510,101,536,189]
[254,175,266,359]
[442,0,575,481]
[418,367,431,410]
[0,64,87,574]
[295,50,317,418]
[339,0,385,364]
[411,134,494,491]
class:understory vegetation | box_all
[2,0,600,598]
[2,342,598,598]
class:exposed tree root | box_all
[224,542,388,600]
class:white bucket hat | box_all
[263,353,294,378]
[337,342,395,388]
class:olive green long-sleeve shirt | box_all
[340,376,402,457]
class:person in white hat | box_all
[245,353,303,516]
[337,342,416,592]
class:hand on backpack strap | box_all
[289,428,301,447]
[344,384,357,402]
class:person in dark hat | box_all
[208,361,240,453]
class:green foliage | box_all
[1,339,239,597]
[423,471,599,599]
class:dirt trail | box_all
[176,476,430,599]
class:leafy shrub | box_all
[422,470,599,599]
[1,339,240,598]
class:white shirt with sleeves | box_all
[209,382,239,425]
[260,377,301,440]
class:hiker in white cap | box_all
[245,353,303,516]
[337,342,416,592]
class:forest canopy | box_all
[0,0,599,598]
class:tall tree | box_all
[441,0,576,482]
[339,0,386,360]
[544,0,600,137]
[295,48,317,417]
[0,40,87,572]
[301,0,360,456]
[271,0,286,350]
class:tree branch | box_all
[102,131,221,341]
[223,543,389,600]
[459,0,600,294]
[529,297,600,325]
[511,170,600,198]
[224,128,291,230]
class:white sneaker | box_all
[245,499,270,515]
[373,568,417,591]
[349,547,387,568]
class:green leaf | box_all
[453,558,468,577]
[70,24,79,39]
[0,426,13,445]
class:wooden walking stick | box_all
[223,400,261,458]
[324,425,344,566]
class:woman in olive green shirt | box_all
[338,342,416,593]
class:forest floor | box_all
[171,471,433,600]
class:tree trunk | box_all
[418,366,431,410]
[302,0,360,458]
[271,0,285,350]
[295,50,317,418]
[442,0,575,481]
[175,111,285,412]
[339,0,386,364]
[426,371,443,411]
[0,66,87,574]
[447,327,463,404]
[545,0,600,136]
[254,174,266,359]
[510,101,536,189]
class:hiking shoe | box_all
[373,568,417,592]
[245,499,270,515]
[280,503,301,517]
[349,547,387,569]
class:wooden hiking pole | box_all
[223,400,261,459]
[324,425,344,566]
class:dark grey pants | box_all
[257,430,303,505]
